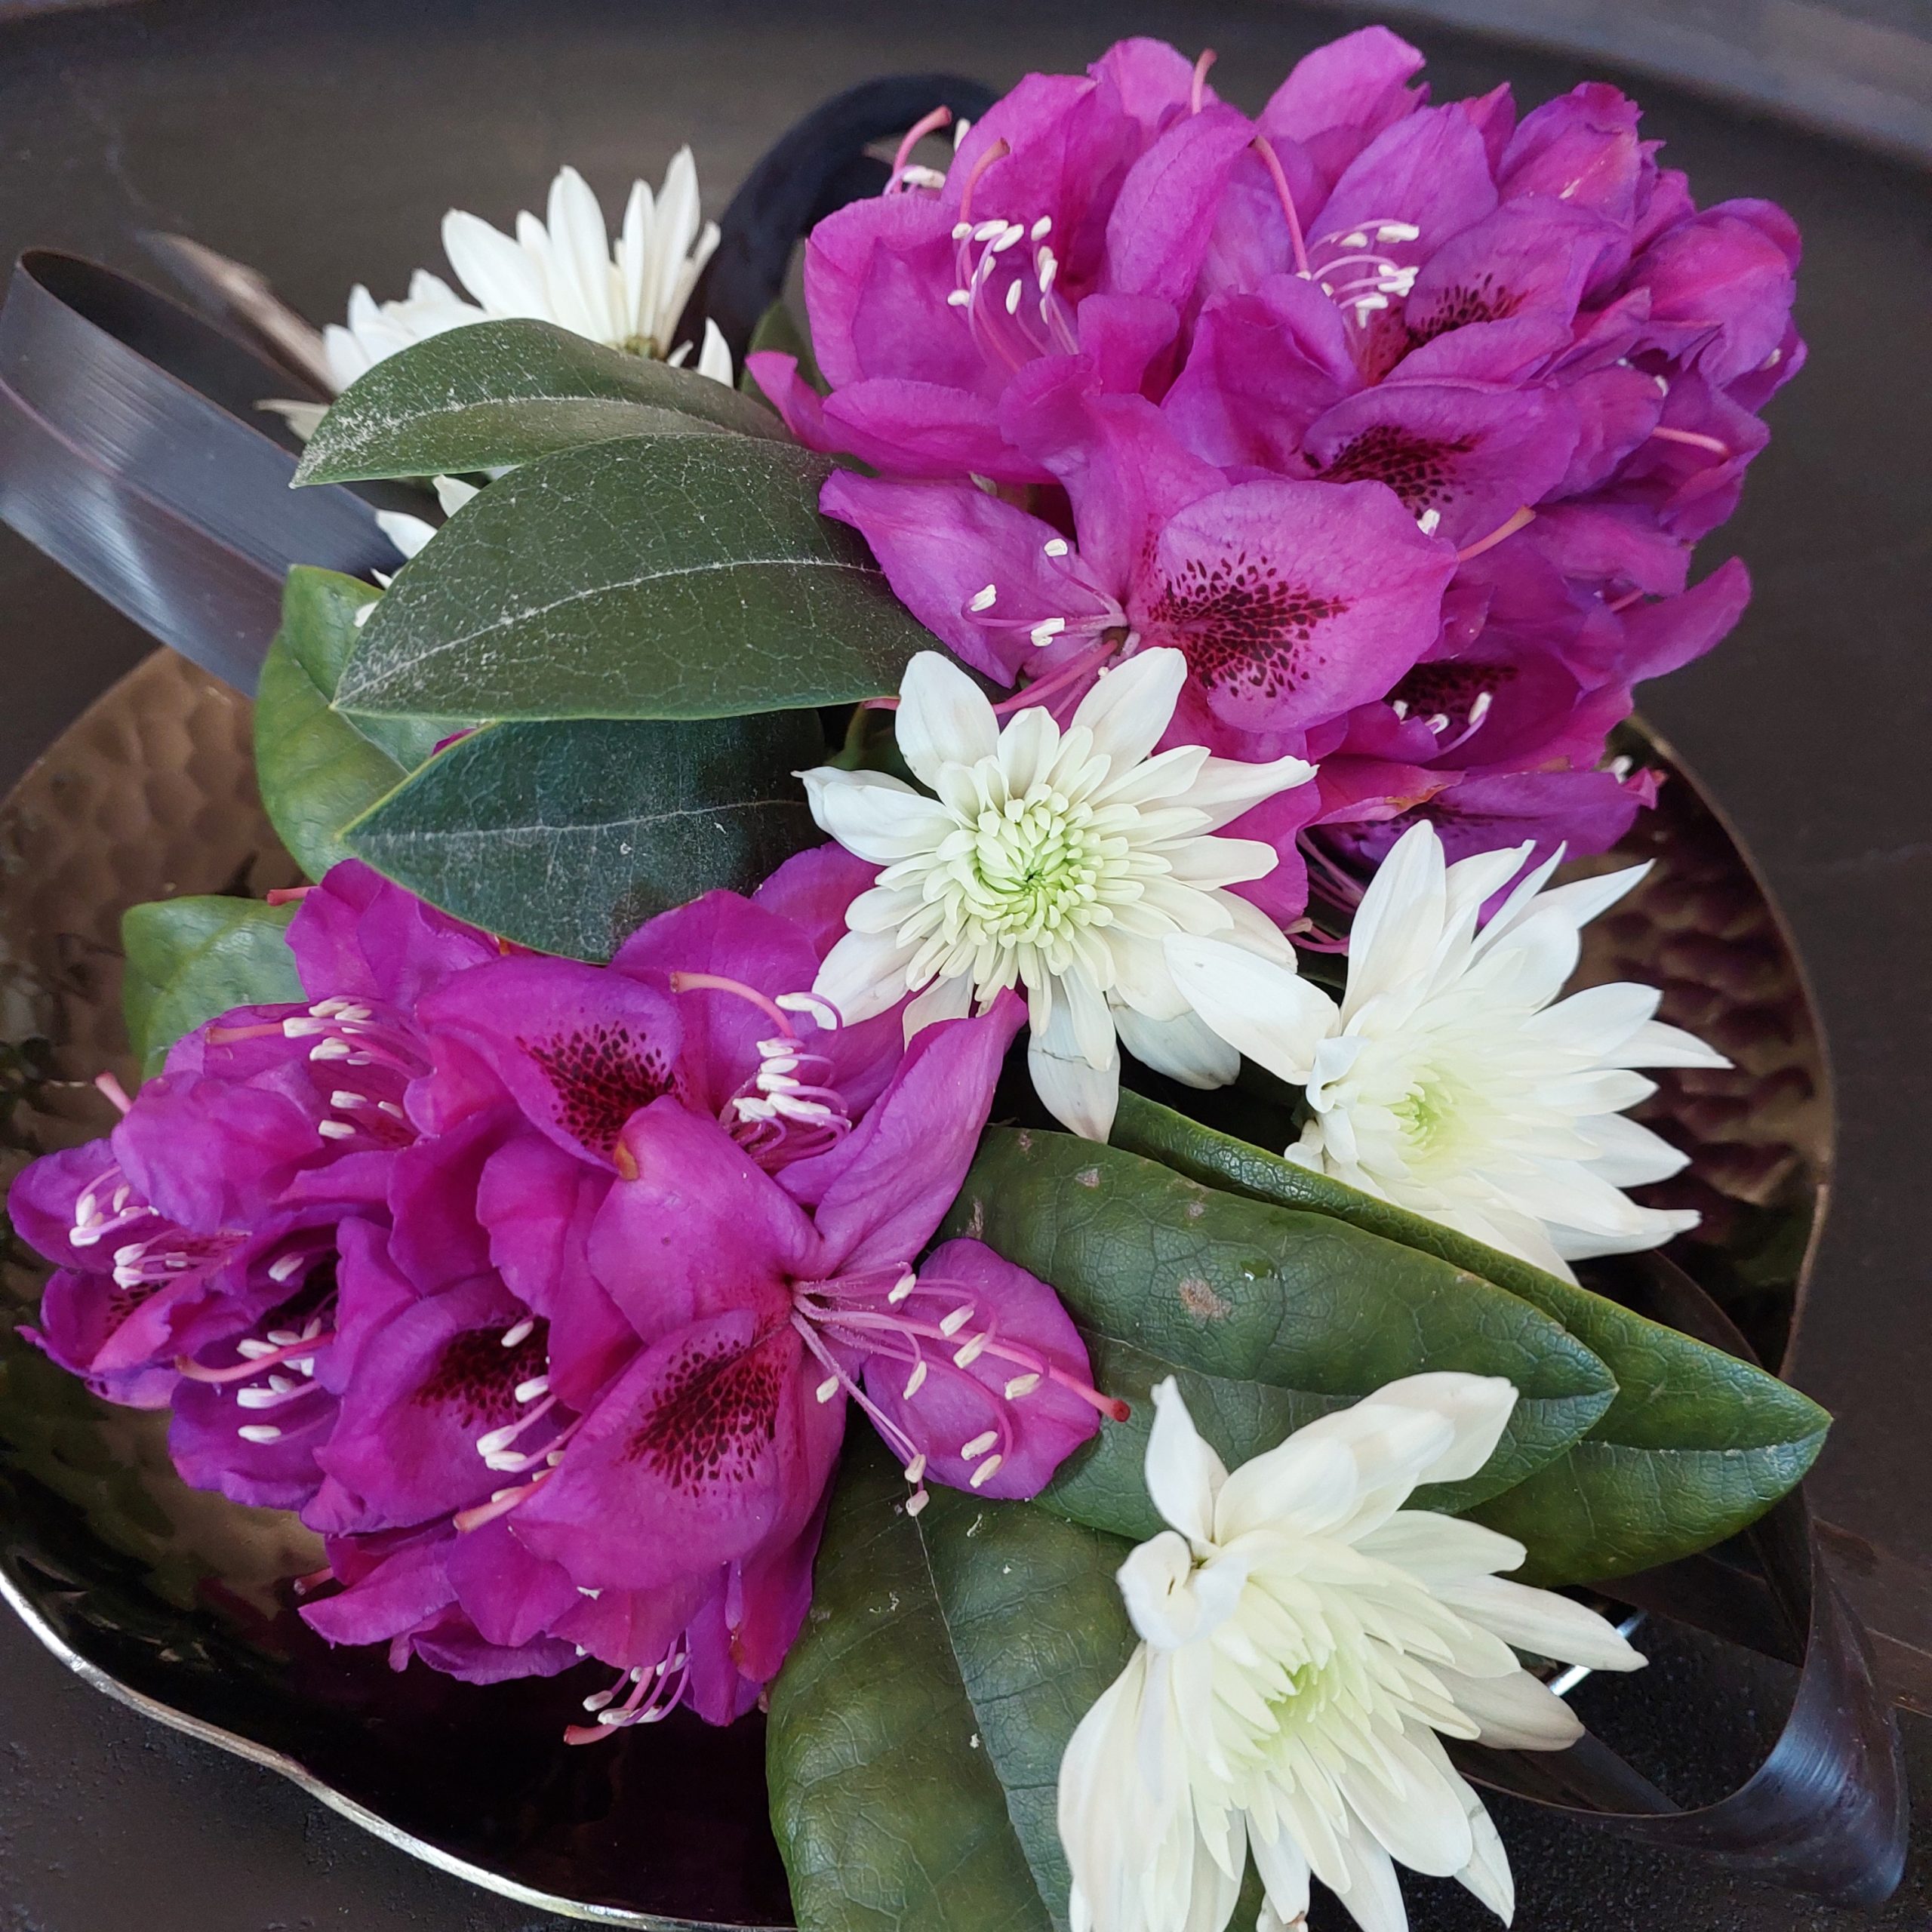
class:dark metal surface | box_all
[0,1,1927,1927]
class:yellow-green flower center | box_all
[945,787,1118,947]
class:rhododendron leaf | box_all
[1109,1091,1830,1583]
[121,897,302,1078]
[294,318,786,484]
[768,1435,1135,1932]
[343,710,824,961]
[332,436,934,721]
[942,1130,1615,1545]
[254,568,448,880]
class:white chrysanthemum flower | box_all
[803,649,1316,1141]
[1164,821,1727,1281]
[1060,1376,1644,1932]
[322,153,731,393]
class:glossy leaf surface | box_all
[942,1129,1616,1543]
[333,435,933,721]
[294,318,785,484]
[1109,1093,1830,1581]
[253,567,446,880]
[343,709,824,959]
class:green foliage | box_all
[943,1130,1614,1540]
[331,435,934,723]
[343,709,825,960]
[294,318,785,485]
[121,898,302,1077]
[253,567,448,880]
[1109,1092,1829,1581]
[768,1436,1137,1932]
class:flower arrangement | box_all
[0,24,1905,1932]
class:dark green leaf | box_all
[1109,1091,1830,1582]
[334,435,934,721]
[122,898,302,1078]
[253,568,448,880]
[940,1130,1617,1544]
[294,318,786,484]
[768,1435,1137,1932]
[343,709,825,960]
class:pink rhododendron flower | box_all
[749,29,1800,892]
[7,859,1116,1736]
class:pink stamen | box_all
[1606,586,1647,614]
[94,1071,134,1115]
[888,105,952,189]
[1650,425,1732,458]
[1190,48,1217,115]
[820,1304,1129,1423]
[1251,134,1312,280]
[176,1332,337,1384]
[1457,506,1537,562]
[957,137,1010,226]
[992,634,1123,718]
[667,971,796,1039]
[265,886,313,906]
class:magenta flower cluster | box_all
[749,29,1801,918]
[8,859,1111,1734]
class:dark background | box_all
[0,2,1927,1926]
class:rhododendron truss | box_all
[749,25,1800,897]
[6,857,1118,1736]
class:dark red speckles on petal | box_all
[1150,552,1351,703]
[1392,658,1519,728]
[1318,423,1480,513]
[1404,275,1524,349]
[625,1327,787,1497]
[417,1321,549,1427]
[522,1026,676,1160]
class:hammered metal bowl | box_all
[0,653,1832,1927]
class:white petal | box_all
[1118,1531,1208,1647]
[1163,937,1338,1084]
[1251,1825,1312,1929]
[1437,1574,1647,1672]
[1144,1378,1227,1546]
[1222,1401,1452,1544]
[1337,1726,1475,1878]
[1574,1111,1690,1187]
[1113,1005,1241,1090]
[1028,1016,1120,1141]
[1069,645,1186,770]
[1549,1202,1700,1260]
[1183,751,1318,830]
[1353,1510,1527,1586]
[697,315,734,385]
[1617,1017,1730,1069]
[1436,1663,1584,1750]
[897,651,998,785]
[1340,821,1447,1026]
[1327,1820,1411,1932]
[432,475,481,517]
[441,209,549,318]
[801,768,951,861]
[374,510,438,560]
[812,928,915,1023]
[1354,1374,1518,1485]
[903,971,974,1037]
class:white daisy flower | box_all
[1164,820,1727,1280]
[1059,1375,1644,1932]
[323,152,731,393]
[803,649,1316,1141]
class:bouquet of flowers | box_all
[1,25,1903,1932]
